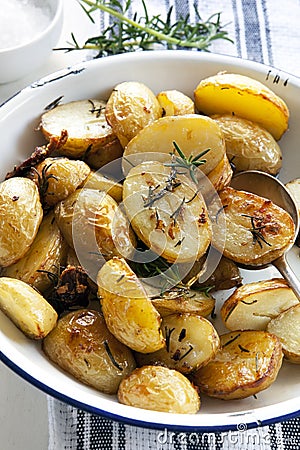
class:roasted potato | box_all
[194,73,289,140]
[192,330,283,400]
[206,153,233,194]
[2,212,67,295]
[212,115,282,174]
[33,157,91,207]
[118,365,200,413]
[211,187,295,266]
[135,313,220,374]
[40,99,122,164]
[157,90,195,116]
[97,257,165,353]
[0,277,57,339]
[0,177,43,267]
[123,161,211,263]
[43,309,136,394]
[267,303,300,363]
[84,171,123,203]
[123,114,226,175]
[221,278,299,331]
[54,188,136,261]
[105,81,162,147]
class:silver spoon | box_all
[230,170,300,300]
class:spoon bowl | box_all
[230,170,300,299]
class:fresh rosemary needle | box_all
[57,0,233,56]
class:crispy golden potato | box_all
[221,278,299,331]
[194,73,289,140]
[40,99,122,163]
[0,277,57,339]
[54,188,136,260]
[192,330,283,400]
[84,171,123,203]
[97,257,165,353]
[135,313,220,374]
[123,161,211,263]
[118,365,200,413]
[123,114,226,175]
[206,153,233,194]
[2,212,67,295]
[212,115,282,174]
[212,187,295,266]
[34,157,91,207]
[157,90,195,116]
[267,303,300,363]
[151,287,215,317]
[105,81,162,147]
[0,177,43,267]
[43,309,136,394]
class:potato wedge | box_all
[2,212,67,295]
[212,187,295,266]
[97,257,165,353]
[157,90,195,116]
[43,309,136,394]
[221,278,299,331]
[105,81,162,147]
[123,114,226,175]
[212,115,282,174]
[194,73,289,140]
[0,277,57,339]
[192,330,283,400]
[118,365,200,413]
[34,157,91,207]
[135,313,220,374]
[0,177,43,267]
[267,303,300,363]
[123,161,211,263]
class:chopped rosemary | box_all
[104,340,123,371]
[223,333,241,347]
[165,326,175,352]
[88,99,105,117]
[238,344,250,353]
[172,344,193,361]
[242,214,272,248]
[178,328,186,342]
[57,0,232,57]
[241,299,258,305]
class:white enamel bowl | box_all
[0,51,299,432]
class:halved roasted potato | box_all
[123,161,211,263]
[105,81,162,147]
[123,114,226,175]
[267,303,300,363]
[211,187,295,266]
[43,309,136,394]
[192,330,283,400]
[194,73,289,140]
[221,278,299,331]
[135,313,220,374]
[2,212,67,295]
[0,277,57,339]
[40,99,122,164]
[157,90,195,116]
[0,177,43,267]
[118,365,200,413]
[97,257,165,353]
[212,114,282,174]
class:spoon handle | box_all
[272,255,300,300]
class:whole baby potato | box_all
[0,177,43,267]
[43,309,136,394]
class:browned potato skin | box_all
[135,313,220,374]
[118,365,200,414]
[192,330,283,400]
[212,187,295,266]
[97,257,165,353]
[105,81,163,147]
[212,115,282,175]
[151,288,215,317]
[206,153,233,194]
[0,177,43,267]
[267,303,300,363]
[43,309,136,394]
[221,278,299,331]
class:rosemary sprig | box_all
[57,0,232,56]
[242,214,272,248]
[165,141,210,184]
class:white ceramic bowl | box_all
[0,51,299,432]
[0,0,63,84]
